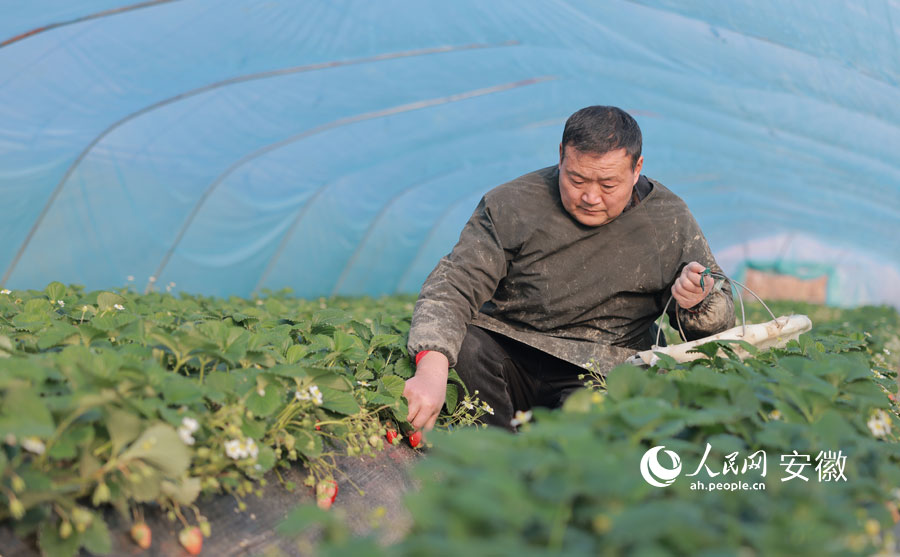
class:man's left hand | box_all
[672,261,713,309]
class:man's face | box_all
[557,144,643,227]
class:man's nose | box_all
[582,189,604,207]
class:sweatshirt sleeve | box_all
[664,212,736,341]
[407,197,510,367]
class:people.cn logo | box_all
[640,446,682,487]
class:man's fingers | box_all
[681,277,703,293]
[689,274,712,293]
[682,262,708,288]
[413,403,441,431]
[673,282,702,308]
[673,270,715,308]
[679,268,704,288]
[406,394,437,430]
[424,411,439,432]
[405,398,420,425]
[410,413,424,430]
[412,409,433,431]
[676,277,702,295]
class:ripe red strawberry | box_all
[130,522,152,549]
[178,526,203,555]
[385,429,399,445]
[316,480,338,510]
[408,430,422,448]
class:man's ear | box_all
[558,143,564,165]
[632,155,644,183]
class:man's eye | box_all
[571,180,584,185]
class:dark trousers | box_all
[453,325,588,431]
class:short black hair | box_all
[561,106,642,169]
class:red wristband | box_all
[414,350,431,365]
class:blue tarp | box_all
[1,1,898,306]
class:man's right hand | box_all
[403,351,449,431]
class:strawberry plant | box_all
[0,283,488,555]
[279,302,900,556]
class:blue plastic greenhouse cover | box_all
[1,1,898,307]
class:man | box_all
[403,106,734,431]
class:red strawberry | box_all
[130,522,152,550]
[408,430,422,448]
[316,480,338,510]
[385,429,399,445]
[178,526,203,555]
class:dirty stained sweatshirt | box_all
[407,165,735,373]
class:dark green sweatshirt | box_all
[408,165,735,373]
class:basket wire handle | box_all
[654,268,781,348]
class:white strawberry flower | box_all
[309,385,323,405]
[56,300,65,307]
[872,409,891,423]
[178,428,195,446]
[1,289,11,295]
[225,439,244,460]
[113,304,125,311]
[22,437,46,455]
[295,384,323,405]
[181,417,199,433]
[868,409,892,438]
[510,410,532,427]
[869,420,889,438]
[357,380,370,387]
[481,401,494,415]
